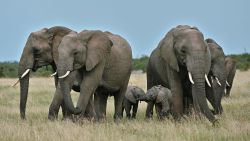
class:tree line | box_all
[0,53,249,78]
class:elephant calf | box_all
[139,85,172,120]
[122,86,145,119]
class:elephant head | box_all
[57,30,113,114]
[140,85,171,103]
[125,86,145,104]
[205,38,226,114]
[160,25,215,122]
[18,26,72,119]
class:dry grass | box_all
[0,70,250,141]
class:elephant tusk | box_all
[21,69,31,79]
[188,72,194,84]
[205,74,211,87]
[226,81,230,86]
[50,71,57,77]
[215,77,222,86]
[211,76,214,83]
[12,79,20,87]
[58,71,70,79]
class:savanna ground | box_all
[0,70,250,141]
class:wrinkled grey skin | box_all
[146,25,217,124]
[18,26,94,120]
[205,38,226,115]
[224,56,236,97]
[139,85,172,120]
[122,86,145,119]
[51,30,132,121]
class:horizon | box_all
[0,0,249,61]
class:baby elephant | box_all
[122,86,146,119]
[139,85,172,120]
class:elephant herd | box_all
[15,25,236,125]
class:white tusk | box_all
[188,72,194,84]
[226,81,230,86]
[12,79,20,87]
[211,76,214,83]
[205,74,211,87]
[215,77,222,86]
[50,71,57,77]
[21,69,31,78]
[58,71,70,79]
[224,89,227,94]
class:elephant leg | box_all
[169,70,183,120]
[132,103,138,119]
[124,99,132,118]
[48,85,64,120]
[94,90,108,120]
[99,93,108,120]
[81,95,96,120]
[145,102,154,119]
[113,78,130,120]
[155,104,162,120]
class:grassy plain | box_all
[0,70,249,141]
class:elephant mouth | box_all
[32,60,50,71]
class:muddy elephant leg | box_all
[132,103,138,119]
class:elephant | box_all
[146,25,217,124]
[205,38,227,115]
[17,26,95,120]
[224,56,236,97]
[49,30,132,121]
[122,86,145,119]
[139,85,172,120]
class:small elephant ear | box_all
[159,29,179,72]
[125,90,137,104]
[156,91,165,103]
[84,31,113,71]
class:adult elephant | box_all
[205,38,226,114]
[17,26,94,120]
[146,25,217,123]
[224,56,236,97]
[50,30,132,120]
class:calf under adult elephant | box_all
[17,26,94,120]
[50,30,132,120]
[146,25,217,124]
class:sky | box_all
[0,0,249,61]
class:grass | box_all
[0,70,250,141]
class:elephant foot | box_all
[212,119,220,127]
[48,110,59,121]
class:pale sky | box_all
[0,0,249,61]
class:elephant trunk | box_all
[59,78,82,115]
[18,46,34,119]
[192,72,216,122]
[58,59,81,115]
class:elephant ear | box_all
[159,30,179,72]
[205,42,212,74]
[83,31,113,71]
[47,26,72,64]
[156,91,165,103]
[125,88,137,104]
